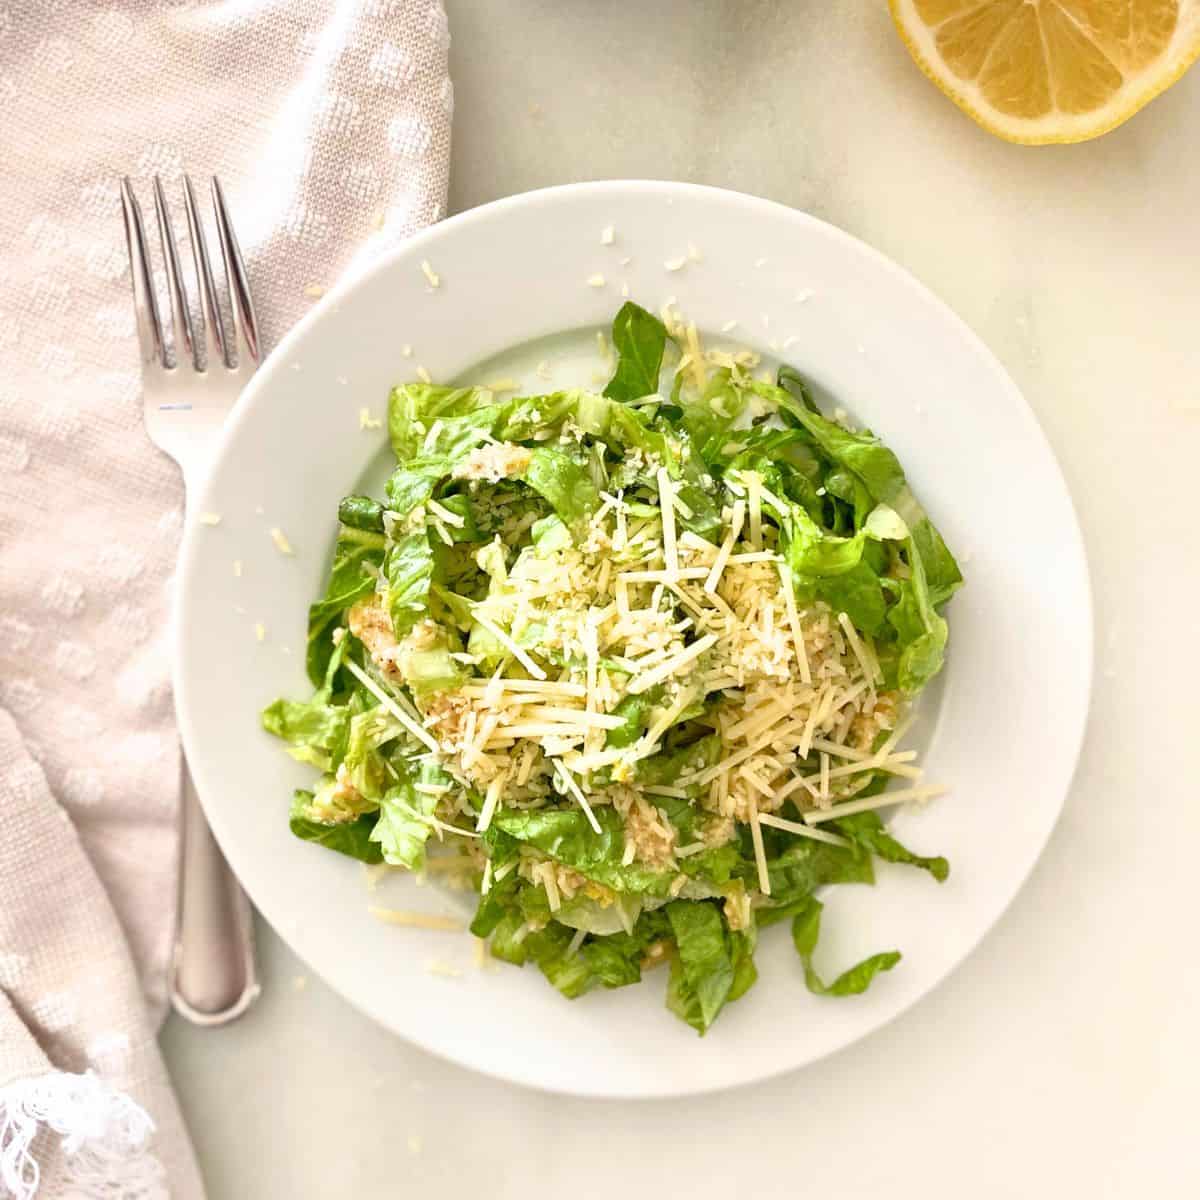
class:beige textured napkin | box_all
[0,2,451,1194]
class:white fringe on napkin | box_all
[0,1071,165,1200]
[0,714,197,1199]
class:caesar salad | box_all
[262,300,961,1033]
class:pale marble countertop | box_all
[161,4,1200,1196]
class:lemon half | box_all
[889,0,1200,143]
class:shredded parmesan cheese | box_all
[748,806,770,896]
[368,908,464,931]
[427,499,465,528]
[554,760,602,834]
[470,611,548,680]
[657,468,678,579]
[838,612,880,687]
[476,772,507,832]
[745,472,762,550]
[344,660,439,752]
[804,785,946,824]
[627,633,717,695]
[705,500,745,593]
[758,812,850,847]
[459,678,585,698]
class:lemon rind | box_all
[888,0,1200,145]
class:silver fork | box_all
[121,175,261,1026]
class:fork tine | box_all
[211,177,260,366]
[153,175,196,369]
[120,177,166,368]
[183,174,229,370]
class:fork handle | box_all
[170,763,260,1025]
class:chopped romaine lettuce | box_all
[288,791,383,863]
[603,301,670,402]
[264,299,960,1033]
[521,447,602,532]
[384,530,435,636]
[789,896,901,996]
[370,773,439,870]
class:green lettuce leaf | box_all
[488,909,531,965]
[522,923,595,998]
[554,892,643,937]
[665,953,704,1030]
[502,909,669,999]
[530,513,572,555]
[570,391,675,462]
[776,365,821,415]
[790,895,901,996]
[337,495,386,534]
[665,900,738,1034]
[759,839,875,916]
[475,892,671,992]
[493,807,674,897]
[384,530,435,636]
[603,301,669,402]
[521,446,601,531]
[911,516,962,606]
[388,384,494,459]
[816,560,888,635]
[636,733,721,789]
[722,430,823,500]
[261,695,348,771]
[492,807,622,866]
[306,533,385,684]
[288,790,382,863]
[603,686,665,749]
[385,459,451,516]
[678,370,748,460]
[757,372,961,692]
[833,811,949,882]
[402,649,466,697]
[370,773,438,869]
[495,391,584,441]
[774,393,908,505]
[890,534,949,694]
[468,867,521,939]
[822,467,874,534]
[727,926,759,1003]
[579,935,644,988]
[679,843,741,886]
[340,704,404,802]
[263,638,350,767]
[782,503,869,579]
[432,492,484,543]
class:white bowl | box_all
[175,181,1092,1097]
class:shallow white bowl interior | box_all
[176,181,1091,1098]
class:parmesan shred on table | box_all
[262,299,961,1033]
